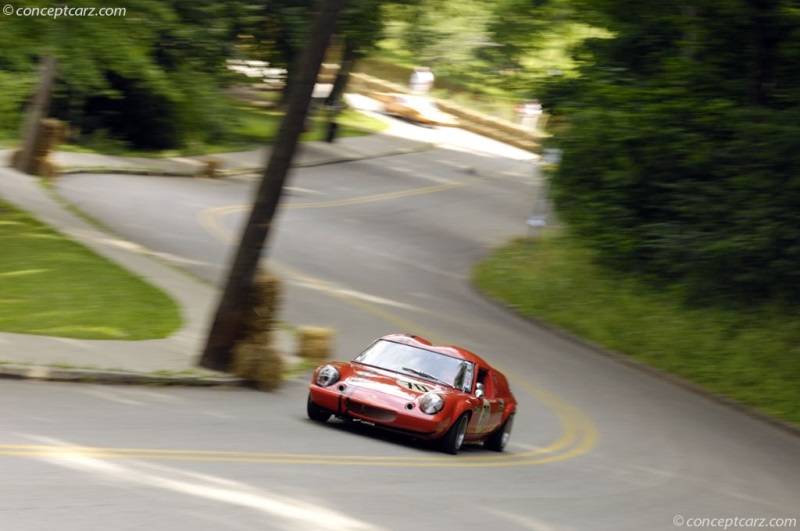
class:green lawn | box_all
[0,200,181,339]
[473,233,800,425]
[0,92,387,341]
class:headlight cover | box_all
[419,393,445,415]
[315,365,340,387]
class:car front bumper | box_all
[309,383,452,439]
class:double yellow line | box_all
[0,180,597,468]
[0,368,595,467]
[0,397,593,467]
[200,183,598,467]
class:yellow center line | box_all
[287,178,478,209]
[33,180,596,468]
[197,177,480,234]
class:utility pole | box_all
[199,0,347,372]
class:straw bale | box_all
[253,346,284,391]
[297,326,335,363]
[204,158,220,179]
[231,341,262,380]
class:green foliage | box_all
[544,0,800,304]
[0,0,419,150]
[0,200,181,339]
[474,235,800,424]
[340,0,386,57]
[486,0,610,93]
[241,0,314,72]
[378,0,606,97]
[384,0,496,82]
[0,71,35,136]
[0,0,246,149]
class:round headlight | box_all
[419,393,445,415]
[315,365,340,387]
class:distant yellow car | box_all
[377,93,459,127]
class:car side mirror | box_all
[475,382,485,398]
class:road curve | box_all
[22,130,800,530]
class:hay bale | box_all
[204,158,220,179]
[38,119,66,153]
[25,119,66,177]
[229,268,287,389]
[241,269,282,337]
[253,346,284,391]
[30,157,56,177]
[231,341,262,380]
[296,326,335,363]
[253,269,281,309]
[233,340,285,391]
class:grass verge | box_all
[473,233,800,425]
[0,199,181,339]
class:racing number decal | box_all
[396,380,431,393]
[476,399,491,431]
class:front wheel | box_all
[485,413,514,452]
[307,394,331,423]
[439,413,470,455]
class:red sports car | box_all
[307,334,517,454]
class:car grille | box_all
[347,401,397,422]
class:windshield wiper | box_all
[401,367,451,387]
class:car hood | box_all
[345,365,451,401]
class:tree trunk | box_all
[325,36,358,106]
[16,56,57,175]
[199,0,348,373]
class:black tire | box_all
[439,413,470,455]
[485,413,514,452]
[307,394,331,423]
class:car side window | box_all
[454,361,474,392]
[476,368,496,398]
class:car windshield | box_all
[354,339,473,390]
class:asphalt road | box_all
[2,123,798,531]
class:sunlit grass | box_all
[473,233,800,425]
[0,200,181,339]
[229,103,388,144]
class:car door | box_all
[472,368,503,435]
[486,372,506,430]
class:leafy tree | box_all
[325,0,387,105]
[485,0,607,93]
[238,0,316,104]
[379,0,604,95]
[0,0,245,149]
[545,0,800,304]
[389,0,496,86]
[241,0,399,106]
